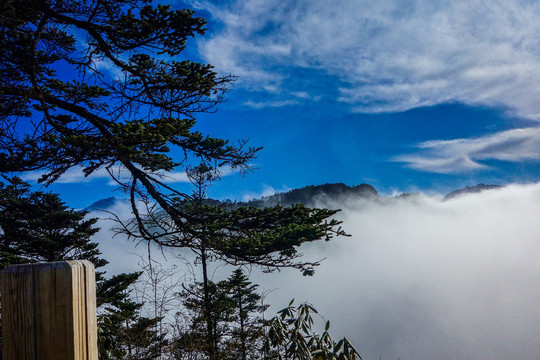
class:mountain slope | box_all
[84,197,121,211]
[241,183,379,208]
[443,184,501,200]
[84,182,503,211]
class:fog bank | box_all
[93,183,540,359]
[250,183,540,359]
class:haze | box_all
[94,183,540,360]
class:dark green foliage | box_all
[174,279,235,359]
[0,1,348,260]
[262,301,362,360]
[172,268,267,360]
[1,2,361,358]
[0,177,162,359]
[98,272,167,360]
[122,166,348,276]
[172,270,362,360]
[121,165,349,359]
[0,176,102,356]
[0,0,257,233]
[137,199,347,276]
[225,269,268,360]
[1,0,348,270]
[240,183,379,208]
[0,176,103,268]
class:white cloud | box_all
[19,166,236,185]
[98,182,540,360]
[395,127,540,173]
[194,0,540,119]
[158,171,190,183]
[242,99,300,109]
[21,167,116,184]
[250,183,540,360]
[240,183,290,201]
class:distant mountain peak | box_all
[83,183,380,213]
[83,182,503,212]
[443,183,501,200]
[241,183,379,208]
[84,197,119,211]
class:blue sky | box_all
[28,0,540,207]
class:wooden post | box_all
[1,260,98,360]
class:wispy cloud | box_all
[20,166,235,185]
[21,167,116,184]
[240,183,290,202]
[394,127,540,173]
[242,99,300,109]
[194,0,540,119]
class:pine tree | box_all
[174,279,234,359]
[172,268,268,360]
[224,269,268,360]
[0,2,358,357]
[0,0,257,233]
[121,165,346,359]
[0,0,346,253]
[0,176,103,268]
[97,272,167,360]
[0,177,164,359]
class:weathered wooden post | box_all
[0,260,98,360]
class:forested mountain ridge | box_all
[240,183,379,207]
[85,183,379,211]
[443,183,502,200]
[84,197,119,211]
[85,182,502,211]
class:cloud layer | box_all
[250,184,540,359]
[195,0,540,120]
[97,183,540,359]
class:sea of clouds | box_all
[92,183,540,360]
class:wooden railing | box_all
[1,260,98,360]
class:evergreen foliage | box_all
[116,163,349,359]
[172,269,361,360]
[97,271,167,360]
[225,269,268,360]
[0,1,362,359]
[174,279,235,359]
[121,165,348,277]
[172,268,267,360]
[0,177,162,359]
[0,176,102,267]
[0,0,345,254]
[0,0,256,234]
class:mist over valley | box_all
[89,182,540,360]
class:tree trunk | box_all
[239,294,247,360]
[200,247,216,360]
